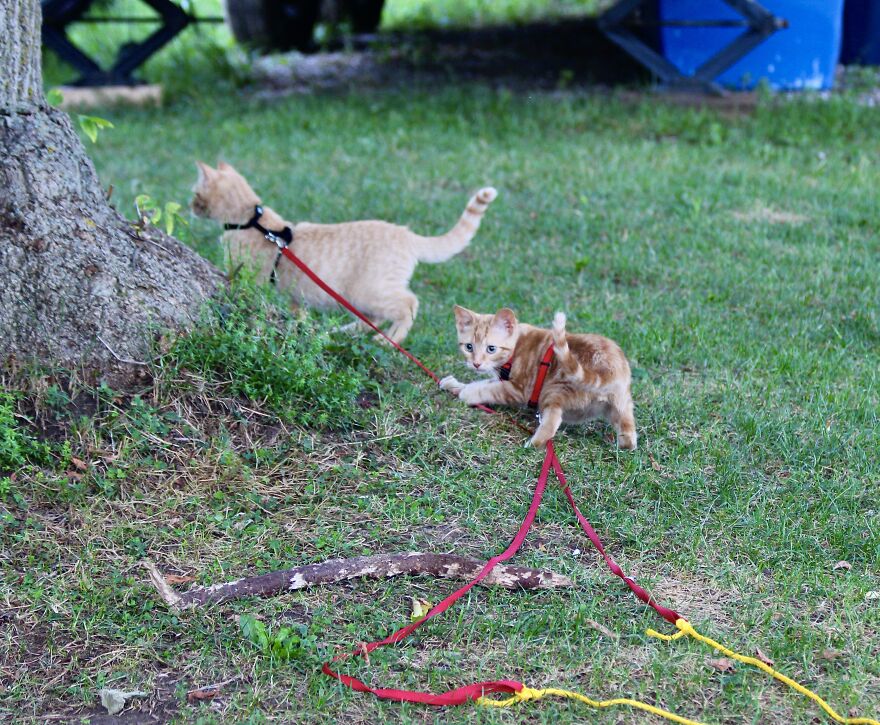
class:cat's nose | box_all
[473,362,482,369]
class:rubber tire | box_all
[224,0,321,52]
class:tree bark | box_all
[142,553,572,609]
[0,0,223,384]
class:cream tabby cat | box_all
[439,306,637,449]
[191,161,497,343]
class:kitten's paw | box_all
[439,376,464,395]
[527,433,551,448]
[617,432,638,450]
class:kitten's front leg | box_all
[458,380,511,407]
[527,406,563,448]
[439,375,465,396]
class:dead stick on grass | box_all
[142,552,571,610]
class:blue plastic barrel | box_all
[842,0,880,65]
[659,0,845,90]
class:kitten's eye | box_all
[486,345,497,354]
[465,343,474,352]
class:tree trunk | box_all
[0,0,223,384]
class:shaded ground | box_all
[255,17,651,97]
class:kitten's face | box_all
[453,305,519,373]
[190,161,260,221]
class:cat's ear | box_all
[195,160,215,183]
[491,308,518,336]
[217,160,234,172]
[453,305,476,332]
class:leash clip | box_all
[265,230,286,249]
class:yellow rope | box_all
[477,685,706,725]
[646,618,880,725]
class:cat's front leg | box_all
[458,380,510,407]
[527,406,563,448]
[439,375,465,396]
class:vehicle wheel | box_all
[224,0,321,52]
[343,0,384,33]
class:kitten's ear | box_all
[195,161,215,183]
[453,305,476,332]
[491,308,518,336]
[217,160,234,172]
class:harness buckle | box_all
[265,230,286,249]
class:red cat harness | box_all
[224,204,294,285]
[528,345,555,409]
[499,344,555,410]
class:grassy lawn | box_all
[5,24,880,725]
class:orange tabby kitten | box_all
[191,161,497,343]
[439,307,637,449]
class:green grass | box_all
[5,63,880,724]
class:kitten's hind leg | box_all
[608,388,637,450]
[333,317,381,336]
[527,405,563,448]
[380,291,419,344]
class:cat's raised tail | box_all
[552,312,585,378]
[415,187,498,263]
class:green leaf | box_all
[135,194,161,225]
[239,614,269,652]
[78,115,114,143]
[46,88,64,107]
[79,116,97,143]
[163,202,183,235]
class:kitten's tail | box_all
[552,312,583,378]
[414,187,497,263]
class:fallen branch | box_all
[142,552,571,609]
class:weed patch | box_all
[162,280,369,429]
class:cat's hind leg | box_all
[607,387,637,450]
[380,291,419,344]
[334,317,383,336]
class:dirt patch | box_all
[647,573,737,629]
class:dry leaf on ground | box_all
[165,574,197,585]
[755,647,774,666]
[832,560,852,571]
[820,648,843,661]
[708,657,735,673]
[187,687,220,703]
[584,618,618,640]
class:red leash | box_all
[275,244,683,700]
[321,445,556,704]
[280,247,439,383]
